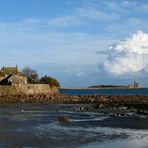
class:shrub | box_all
[39,75,60,88]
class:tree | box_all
[22,66,38,83]
[39,75,60,88]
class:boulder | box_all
[58,116,70,124]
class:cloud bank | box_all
[104,31,148,75]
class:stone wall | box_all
[0,75,27,85]
[0,77,4,81]
[0,84,58,96]
[10,75,27,85]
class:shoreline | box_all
[0,93,148,109]
[0,93,148,121]
[0,93,148,117]
[0,93,148,102]
[60,87,148,90]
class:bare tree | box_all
[22,66,38,83]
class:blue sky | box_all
[0,0,148,87]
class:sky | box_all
[0,0,148,87]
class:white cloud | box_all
[103,31,148,75]
[0,19,112,67]
[77,7,119,21]
[48,16,85,27]
[46,6,120,27]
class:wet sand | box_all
[0,104,148,148]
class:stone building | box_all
[0,65,27,85]
[128,81,141,88]
[133,81,141,88]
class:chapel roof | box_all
[1,66,18,75]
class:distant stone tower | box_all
[134,81,140,88]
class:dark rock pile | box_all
[0,93,148,109]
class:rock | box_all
[112,107,117,111]
[120,106,128,110]
[120,113,125,117]
[74,106,85,111]
[20,109,24,112]
[137,109,148,115]
[126,112,133,117]
[58,116,70,124]
[109,113,116,117]
[99,104,105,109]
[101,98,108,103]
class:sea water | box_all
[59,88,148,96]
[0,104,147,148]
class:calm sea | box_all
[59,88,148,96]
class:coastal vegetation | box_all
[21,66,60,87]
[22,66,38,83]
[39,75,60,88]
